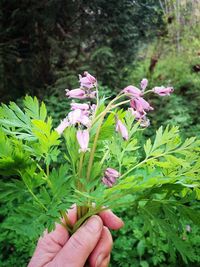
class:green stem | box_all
[91,92,124,125]
[59,211,73,234]
[86,93,125,182]
[21,175,47,211]
[120,151,174,180]
[111,99,130,109]
[72,207,108,233]
[36,163,52,188]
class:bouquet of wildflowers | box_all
[0,72,199,258]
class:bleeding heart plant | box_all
[0,71,199,256]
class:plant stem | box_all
[86,93,125,182]
[120,151,174,180]
[59,211,73,234]
[111,99,130,109]
[20,172,48,211]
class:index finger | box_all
[99,209,124,230]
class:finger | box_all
[99,210,124,230]
[89,226,112,267]
[28,206,77,267]
[51,215,103,267]
[98,255,110,267]
[67,204,77,225]
[28,223,70,267]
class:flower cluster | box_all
[55,72,98,152]
[55,71,174,187]
[123,79,173,128]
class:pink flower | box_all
[102,177,113,187]
[128,108,146,120]
[71,103,89,111]
[153,86,174,96]
[130,97,153,113]
[68,109,90,127]
[68,109,82,125]
[79,71,97,89]
[78,115,91,127]
[55,118,69,134]
[105,168,121,179]
[76,129,89,153]
[88,91,97,98]
[91,104,97,112]
[116,119,128,140]
[102,167,120,187]
[66,89,86,99]
[140,78,148,91]
[123,85,142,97]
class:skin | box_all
[28,207,124,267]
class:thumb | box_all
[50,215,103,267]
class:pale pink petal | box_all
[153,86,174,96]
[55,118,69,134]
[76,129,89,153]
[66,89,86,99]
[140,78,148,91]
[123,85,142,97]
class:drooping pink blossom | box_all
[140,78,148,91]
[128,108,146,120]
[130,97,153,113]
[68,109,90,127]
[70,103,89,111]
[123,85,142,97]
[76,129,89,153]
[68,109,82,125]
[116,119,128,140]
[102,167,120,187]
[79,71,97,89]
[66,88,86,99]
[55,118,69,134]
[78,114,91,127]
[153,86,174,96]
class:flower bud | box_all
[102,167,120,187]
[76,129,90,153]
[66,89,86,99]
[130,97,153,113]
[79,71,97,89]
[153,86,174,96]
[140,78,148,91]
[116,119,128,140]
[123,85,142,97]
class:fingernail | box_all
[95,253,106,267]
[85,215,102,233]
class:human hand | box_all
[28,207,124,267]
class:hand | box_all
[28,207,124,267]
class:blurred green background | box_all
[0,0,200,266]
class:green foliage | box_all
[0,94,200,266]
[128,25,200,138]
[111,208,200,267]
